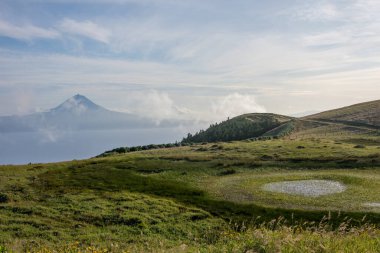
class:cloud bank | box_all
[0,20,59,40]
[59,18,111,43]
[0,0,379,118]
[211,93,266,121]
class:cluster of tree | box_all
[97,114,294,157]
[247,136,279,141]
[98,142,189,157]
[182,115,284,143]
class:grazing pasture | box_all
[0,136,379,252]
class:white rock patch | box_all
[363,202,380,208]
[262,180,346,197]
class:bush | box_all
[0,193,9,203]
[218,169,237,176]
[0,246,8,253]
[261,155,273,161]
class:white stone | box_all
[363,202,380,208]
[262,180,346,197]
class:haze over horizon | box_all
[0,0,379,122]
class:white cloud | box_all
[290,2,341,22]
[0,19,59,40]
[38,127,62,143]
[27,0,181,3]
[303,31,351,47]
[107,90,267,125]
[1,0,380,117]
[105,90,194,123]
[59,18,111,43]
[211,93,266,121]
[286,0,380,24]
[350,0,380,22]
[0,89,38,116]
[130,90,180,122]
[0,18,112,44]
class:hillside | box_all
[1,99,380,252]
[303,99,380,128]
[182,113,293,143]
[182,100,380,143]
[286,99,380,139]
[1,137,380,252]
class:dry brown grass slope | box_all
[303,99,380,127]
[284,100,380,139]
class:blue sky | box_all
[0,0,379,121]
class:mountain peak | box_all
[51,94,105,114]
[73,94,87,100]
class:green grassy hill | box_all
[182,100,380,144]
[1,99,380,252]
[182,113,293,143]
[1,137,380,252]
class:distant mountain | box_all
[51,94,107,114]
[181,99,380,143]
[0,94,178,133]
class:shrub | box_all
[218,169,237,176]
[0,193,9,203]
[261,155,273,161]
[0,246,8,253]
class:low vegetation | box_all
[1,100,380,252]
[98,142,182,157]
[0,136,380,252]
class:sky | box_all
[0,0,379,122]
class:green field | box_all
[1,100,379,252]
[1,136,380,252]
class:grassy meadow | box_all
[0,136,379,252]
